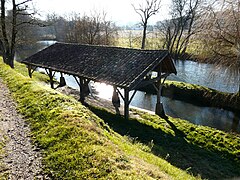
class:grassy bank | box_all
[0,60,198,179]
[90,106,240,179]
[1,60,240,179]
[138,80,240,112]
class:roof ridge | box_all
[54,42,169,53]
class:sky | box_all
[33,0,171,25]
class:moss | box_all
[0,60,197,179]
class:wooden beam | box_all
[27,65,37,78]
[27,65,32,78]
[124,88,129,119]
[155,69,168,117]
[131,73,169,90]
[79,77,85,103]
[73,76,90,103]
[73,76,84,102]
[49,69,54,89]
[112,86,120,115]
[45,68,55,89]
[155,68,163,116]
[116,88,124,100]
[129,90,137,105]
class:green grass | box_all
[0,60,199,179]
[1,60,240,179]
[163,80,240,111]
[89,106,240,179]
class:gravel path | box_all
[0,78,48,180]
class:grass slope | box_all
[0,60,197,179]
[164,80,240,111]
[90,106,240,179]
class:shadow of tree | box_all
[89,106,240,179]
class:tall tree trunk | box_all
[141,23,147,49]
[9,0,17,68]
[0,0,15,68]
[1,0,10,65]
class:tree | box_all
[132,0,161,49]
[62,11,118,45]
[45,13,67,41]
[157,0,202,60]
[201,0,240,93]
[0,0,39,68]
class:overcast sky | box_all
[33,0,171,25]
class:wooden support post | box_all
[27,65,32,78]
[49,69,54,89]
[112,86,120,115]
[27,65,37,78]
[59,72,66,87]
[45,68,55,89]
[124,88,129,119]
[155,82,164,116]
[73,76,90,104]
[79,77,85,103]
[155,69,165,117]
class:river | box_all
[17,41,240,133]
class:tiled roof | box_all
[22,43,177,89]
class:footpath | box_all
[0,78,48,179]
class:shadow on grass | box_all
[89,106,240,180]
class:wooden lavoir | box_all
[22,42,177,119]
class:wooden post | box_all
[49,69,54,89]
[112,86,120,115]
[27,65,32,78]
[155,83,164,116]
[59,72,66,87]
[79,77,85,103]
[124,88,129,119]
[155,69,164,117]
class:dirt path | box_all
[0,78,48,179]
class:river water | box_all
[17,41,240,133]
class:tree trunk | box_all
[4,53,14,68]
[238,77,240,94]
[0,0,15,68]
[141,23,147,49]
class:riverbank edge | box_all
[0,61,198,179]
[138,80,240,112]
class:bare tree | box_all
[201,0,240,93]
[63,11,118,45]
[0,0,40,68]
[157,0,202,60]
[132,0,161,49]
[46,13,67,41]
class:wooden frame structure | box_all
[23,42,177,119]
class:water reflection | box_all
[169,60,239,93]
